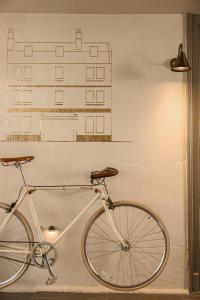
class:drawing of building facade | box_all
[5,28,112,142]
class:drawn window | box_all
[13,90,32,105]
[55,46,64,57]
[23,90,32,104]
[96,90,105,104]
[85,116,94,133]
[13,66,22,79]
[24,46,33,57]
[55,66,64,80]
[23,116,32,133]
[13,90,21,104]
[96,67,105,80]
[86,67,95,80]
[11,115,32,134]
[23,66,32,79]
[86,66,105,81]
[90,46,98,57]
[11,116,22,133]
[85,90,94,104]
[96,116,104,134]
[55,90,64,105]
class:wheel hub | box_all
[121,241,131,251]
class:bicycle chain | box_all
[0,240,41,267]
[0,254,36,267]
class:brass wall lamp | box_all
[170,44,192,72]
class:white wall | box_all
[0,14,187,293]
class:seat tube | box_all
[16,163,43,239]
[17,163,28,187]
[28,193,44,242]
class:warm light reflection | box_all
[139,80,187,162]
[42,226,61,243]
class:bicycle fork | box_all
[99,186,127,248]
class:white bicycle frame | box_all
[0,171,126,256]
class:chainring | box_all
[32,242,58,269]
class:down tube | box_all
[0,188,27,233]
[53,193,101,245]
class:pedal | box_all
[43,252,57,286]
[46,275,57,285]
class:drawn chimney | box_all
[7,28,14,50]
[75,29,82,50]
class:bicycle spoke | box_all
[87,235,116,242]
[86,240,118,246]
[131,229,162,245]
[132,254,157,271]
[89,228,113,242]
[125,206,129,240]
[93,222,115,244]
[8,260,19,273]
[118,207,122,235]
[0,254,30,266]
[1,222,24,236]
[126,209,140,240]
[98,216,109,228]
[90,225,119,247]
[134,238,164,244]
[128,214,149,239]
[98,246,120,272]
[88,249,121,261]
[116,250,122,285]
[83,202,168,290]
[121,251,125,285]
[129,251,133,285]
[0,242,29,250]
[129,251,140,284]
[87,249,120,254]
[0,204,33,288]
[134,245,164,249]
[132,249,163,262]
[130,252,145,282]
[130,251,152,278]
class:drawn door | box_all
[42,118,74,141]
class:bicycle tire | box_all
[0,202,34,288]
[82,201,169,291]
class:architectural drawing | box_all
[5,28,112,142]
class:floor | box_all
[0,293,200,300]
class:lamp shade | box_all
[170,44,192,72]
[42,225,60,242]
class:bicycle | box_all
[0,156,169,291]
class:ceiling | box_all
[0,0,199,13]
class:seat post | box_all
[15,162,28,186]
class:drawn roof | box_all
[7,29,112,64]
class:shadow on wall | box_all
[117,62,146,79]
[117,59,170,80]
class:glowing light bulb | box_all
[42,225,60,243]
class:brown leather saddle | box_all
[0,156,35,166]
[90,167,118,182]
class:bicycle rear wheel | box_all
[0,202,34,288]
[82,201,169,291]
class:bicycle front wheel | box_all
[0,202,34,289]
[82,201,169,291]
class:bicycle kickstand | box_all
[43,254,57,285]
